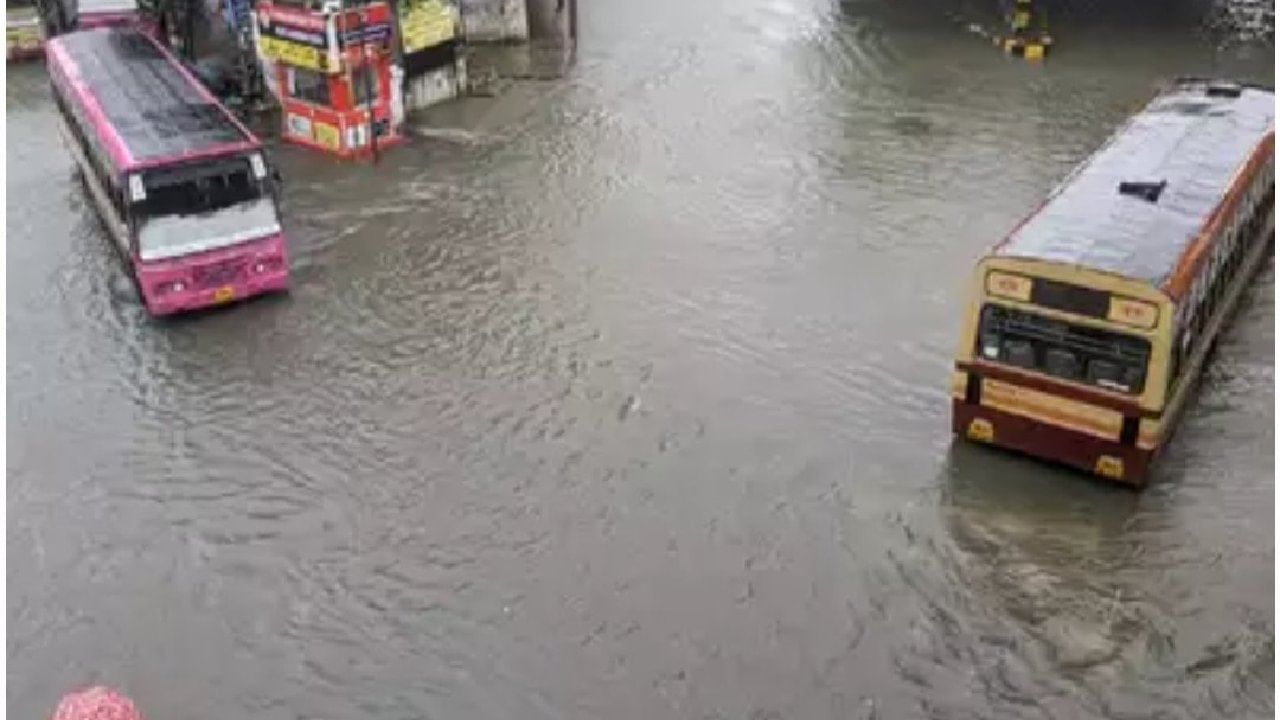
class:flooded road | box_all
[8,3,1274,718]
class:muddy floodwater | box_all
[7,3,1275,718]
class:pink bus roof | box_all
[46,27,260,172]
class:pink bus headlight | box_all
[154,278,190,295]
[251,256,286,274]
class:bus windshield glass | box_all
[132,156,280,261]
[78,0,140,12]
[975,304,1151,394]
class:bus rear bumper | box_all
[952,400,1152,487]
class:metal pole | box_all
[456,0,469,92]
[361,8,378,163]
[183,0,195,60]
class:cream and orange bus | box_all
[952,77,1274,487]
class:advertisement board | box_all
[399,0,455,54]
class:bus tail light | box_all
[1095,456,1124,480]
[967,418,994,443]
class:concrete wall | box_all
[863,0,1218,27]
[402,59,466,112]
[1034,0,1212,21]
[524,0,566,42]
[459,0,527,42]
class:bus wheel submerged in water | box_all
[950,78,1275,488]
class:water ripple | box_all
[7,7,1275,720]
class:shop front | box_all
[397,0,464,111]
[255,0,403,159]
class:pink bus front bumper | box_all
[137,235,290,316]
[144,270,289,316]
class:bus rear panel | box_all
[952,262,1171,485]
[952,78,1273,487]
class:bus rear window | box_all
[976,304,1150,394]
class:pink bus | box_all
[47,26,289,316]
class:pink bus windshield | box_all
[131,154,283,261]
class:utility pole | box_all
[182,0,196,60]
[568,0,576,45]
[360,7,378,163]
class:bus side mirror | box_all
[270,167,284,196]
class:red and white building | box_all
[255,0,404,159]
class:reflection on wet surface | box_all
[7,2,1274,718]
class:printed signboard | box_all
[259,35,329,70]
[399,0,455,53]
[256,3,333,70]
[314,121,341,150]
[340,22,392,46]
